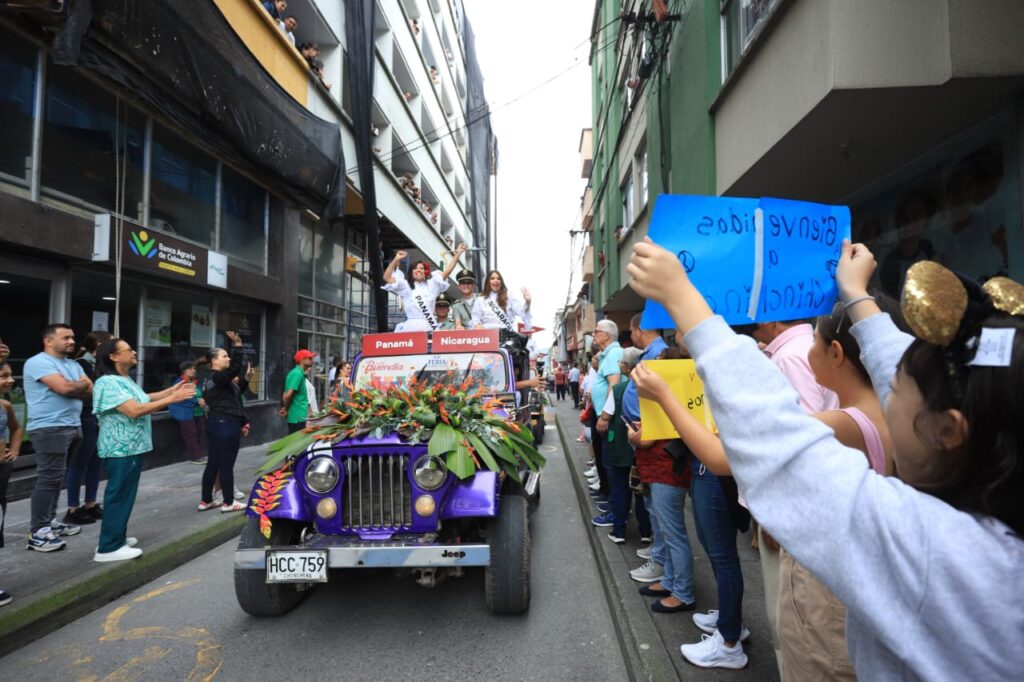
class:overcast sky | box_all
[462,0,593,352]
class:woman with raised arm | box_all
[627,237,1024,680]
[470,270,532,331]
[92,337,196,562]
[382,244,467,332]
[198,331,250,514]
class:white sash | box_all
[486,297,515,332]
[411,291,438,330]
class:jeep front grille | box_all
[340,454,411,530]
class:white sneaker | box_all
[680,629,748,669]
[629,560,664,583]
[233,488,246,501]
[124,537,138,548]
[584,466,598,478]
[692,611,752,642]
[636,546,652,560]
[588,479,601,491]
[94,545,144,563]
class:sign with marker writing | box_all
[638,195,850,328]
[637,360,717,441]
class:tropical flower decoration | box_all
[258,376,545,482]
[250,463,293,539]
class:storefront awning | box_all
[51,0,343,220]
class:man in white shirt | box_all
[568,364,581,408]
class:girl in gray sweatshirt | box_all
[628,238,1023,680]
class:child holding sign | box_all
[628,236,1024,680]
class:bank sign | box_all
[93,214,227,289]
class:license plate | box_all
[266,550,328,583]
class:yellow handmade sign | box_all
[637,359,718,440]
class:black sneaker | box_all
[85,504,103,520]
[50,520,81,537]
[63,508,97,525]
[0,589,11,607]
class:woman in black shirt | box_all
[198,331,249,512]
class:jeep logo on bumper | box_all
[441,549,466,558]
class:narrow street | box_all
[2,425,630,682]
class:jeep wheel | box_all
[485,494,530,614]
[234,517,308,617]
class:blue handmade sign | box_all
[638,195,850,328]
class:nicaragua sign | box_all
[93,214,227,289]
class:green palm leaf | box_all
[428,422,460,456]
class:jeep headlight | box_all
[305,456,339,493]
[413,455,447,490]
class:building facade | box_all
[0,0,495,491]
[583,0,1023,336]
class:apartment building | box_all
[0,0,495,481]
[584,0,1023,331]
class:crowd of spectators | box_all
[398,173,439,225]
[262,1,332,91]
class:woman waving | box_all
[470,270,533,331]
[382,244,467,331]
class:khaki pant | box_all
[778,548,856,681]
[757,526,784,678]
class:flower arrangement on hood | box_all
[258,375,545,481]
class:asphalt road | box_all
[2,428,630,682]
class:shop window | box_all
[0,29,37,186]
[139,287,216,395]
[219,166,267,272]
[0,269,53,384]
[69,270,140,357]
[851,109,1020,298]
[217,299,265,401]
[313,223,346,307]
[150,123,216,247]
[41,65,144,216]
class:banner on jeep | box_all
[362,332,429,357]
[431,329,499,352]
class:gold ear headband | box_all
[901,261,1024,347]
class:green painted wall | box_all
[589,0,721,309]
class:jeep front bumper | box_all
[235,538,490,570]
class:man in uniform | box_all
[450,269,478,329]
[434,293,458,330]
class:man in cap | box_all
[434,293,459,330]
[451,269,478,329]
[280,349,316,434]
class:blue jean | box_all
[645,493,665,566]
[690,457,744,643]
[604,464,632,536]
[649,483,695,603]
[203,415,242,504]
[67,414,101,508]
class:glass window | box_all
[313,223,345,307]
[298,217,315,298]
[69,270,140,354]
[139,287,216,395]
[722,0,777,76]
[0,29,37,185]
[150,123,216,247]
[850,109,1020,298]
[622,173,634,227]
[0,269,52,384]
[217,299,265,401]
[219,166,267,272]
[639,149,649,207]
[41,65,144,216]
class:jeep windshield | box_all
[353,352,512,394]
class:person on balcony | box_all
[382,244,466,332]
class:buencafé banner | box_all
[92,213,228,289]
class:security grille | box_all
[340,454,411,530]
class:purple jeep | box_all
[234,330,541,616]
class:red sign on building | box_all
[362,332,429,356]
[431,329,499,352]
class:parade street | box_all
[1,418,631,682]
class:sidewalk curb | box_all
[0,514,245,657]
[555,414,679,682]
